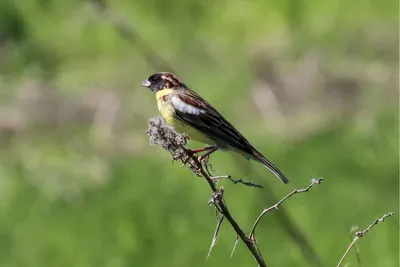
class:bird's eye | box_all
[150,75,159,83]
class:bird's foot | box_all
[198,147,218,163]
[177,146,217,168]
[198,153,215,176]
[179,154,193,168]
[177,148,198,168]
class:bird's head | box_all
[141,72,186,93]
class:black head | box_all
[141,72,186,93]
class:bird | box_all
[141,72,289,184]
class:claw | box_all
[180,156,191,168]
[179,151,195,168]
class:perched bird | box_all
[141,72,289,184]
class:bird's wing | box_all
[170,89,289,184]
[170,89,253,154]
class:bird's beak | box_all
[141,80,151,87]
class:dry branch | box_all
[146,117,324,266]
[188,150,267,265]
[336,212,394,267]
[146,117,266,265]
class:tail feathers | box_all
[252,150,289,184]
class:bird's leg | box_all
[180,146,216,167]
[198,147,218,162]
[199,147,218,176]
[172,147,206,163]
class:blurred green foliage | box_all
[0,0,398,266]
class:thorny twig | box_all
[249,178,324,240]
[211,175,263,188]
[336,212,394,267]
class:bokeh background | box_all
[0,0,398,266]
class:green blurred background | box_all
[0,0,398,266]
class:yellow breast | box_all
[155,90,213,145]
[156,89,178,126]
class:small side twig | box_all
[249,178,324,240]
[336,212,394,267]
[211,175,263,188]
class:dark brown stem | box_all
[183,146,267,267]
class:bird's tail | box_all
[251,149,289,184]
